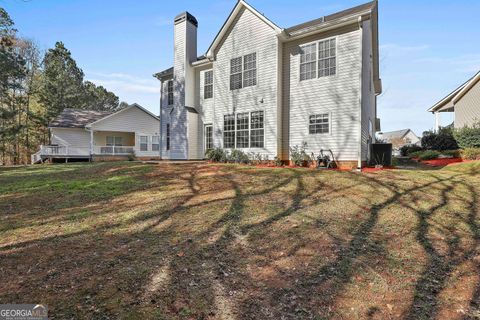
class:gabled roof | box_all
[86,103,159,128]
[286,1,375,36]
[379,129,414,140]
[49,109,112,128]
[205,0,282,59]
[428,71,480,113]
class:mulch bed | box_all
[421,158,465,167]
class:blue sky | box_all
[3,0,480,134]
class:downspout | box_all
[159,80,163,159]
[357,16,364,170]
[85,127,93,162]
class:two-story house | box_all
[154,0,381,168]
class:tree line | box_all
[0,7,124,165]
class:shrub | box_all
[418,150,440,160]
[400,144,424,156]
[408,150,425,158]
[127,153,136,161]
[460,147,480,160]
[230,149,250,164]
[205,148,228,162]
[453,122,480,148]
[274,156,283,167]
[441,150,461,158]
[421,127,458,151]
[290,142,311,166]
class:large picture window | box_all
[167,80,174,105]
[223,114,235,148]
[204,70,213,99]
[309,113,330,134]
[222,111,264,148]
[300,38,336,81]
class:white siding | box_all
[90,106,160,157]
[283,24,362,162]
[211,7,278,158]
[455,80,480,128]
[51,128,90,148]
[361,20,376,162]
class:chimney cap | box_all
[174,11,198,27]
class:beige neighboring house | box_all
[428,71,480,131]
[32,103,160,163]
[377,129,420,155]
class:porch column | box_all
[434,112,441,133]
[90,130,93,156]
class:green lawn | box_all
[0,161,479,319]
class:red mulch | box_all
[421,158,464,167]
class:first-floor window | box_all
[222,111,264,148]
[152,136,159,151]
[223,114,235,148]
[205,125,213,151]
[250,111,264,148]
[140,136,148,151]
[166,124,170,151]
[236,113,249,148]
[309,113,330,134]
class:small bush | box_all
[290,142,311,166]
[419,150,440,160]
[274,156,283,167]
[460,147,480,160]
[441,150,461,158]
[421,127,458,151]
[408,150,425,158]
[230,149,250,164]
[400,144,424,156]
[127,153,136,161]
[453,122,480,148]
[205,148,228,162]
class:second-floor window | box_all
[204,70,213,99]
[167,80,173,105]
[300,38,336,81]
[230,52,256,90]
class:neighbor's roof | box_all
[379,129,414,140]
[428,71,480,113]
[49,109,112,128]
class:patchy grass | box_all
[0,161,479,319]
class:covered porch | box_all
[32,130,136,163]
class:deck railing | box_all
[93,146,135,155]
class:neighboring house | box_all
[32,103,160,163]
[377,129,420,155]
[428,70,480,131]
[154,0,382,168]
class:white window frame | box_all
[222,110,265,149]
[308,112,331,135]
[243,52,257,88]
[230,52,257,90]
[139,135,148,151]
[299,42,317,81]
[204,70,213,99]
[152,135,160,151]
[299,36,338,81]
[204,124,213,151]
[166,124,170,151]
[167,80,174,105]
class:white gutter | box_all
[159,80,163,158]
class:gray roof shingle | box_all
[49,109,112,128]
